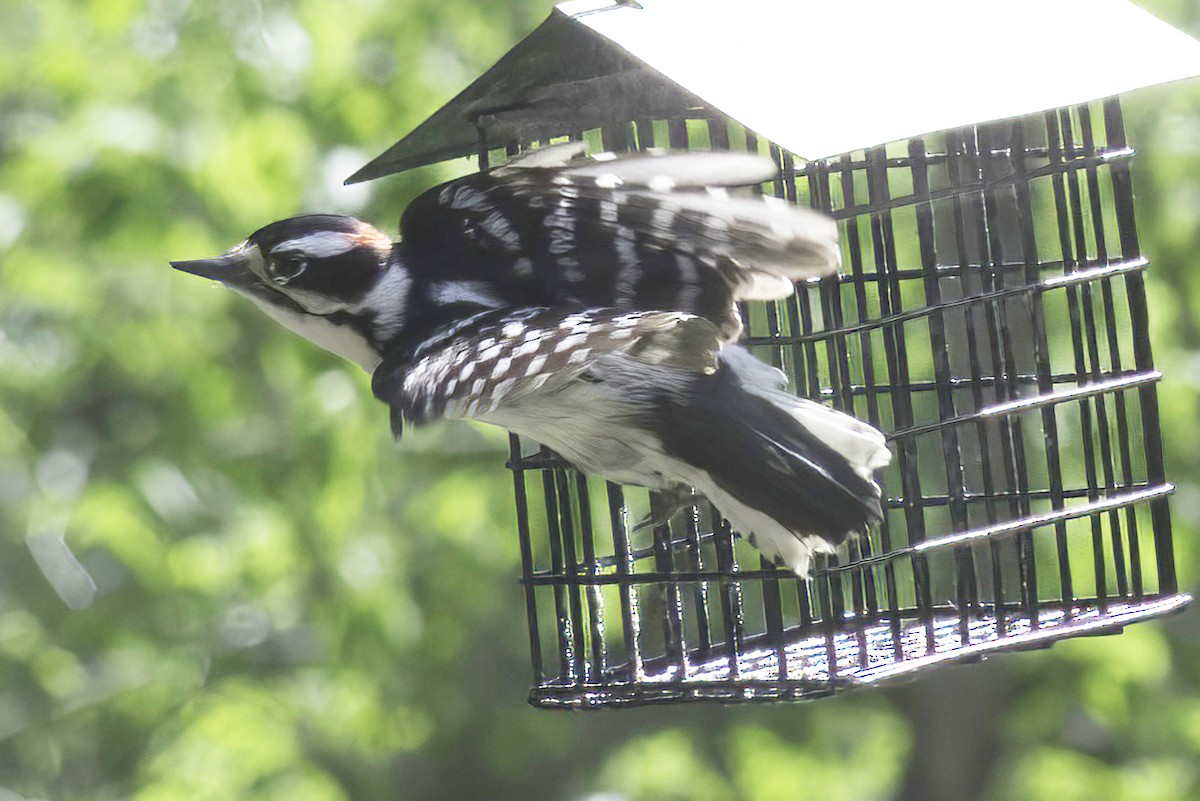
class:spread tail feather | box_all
[661,346,891,576]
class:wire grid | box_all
[495,97,1188,709]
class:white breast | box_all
[249,296,381,371]
[480,379,675,490]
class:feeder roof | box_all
[347,0,1200,183]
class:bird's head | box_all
[172,214,410,370]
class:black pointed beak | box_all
[170,257,238,281]
[171,251,261,291]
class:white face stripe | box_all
[271,231,356,259]
[354,265,411,340]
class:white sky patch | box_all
[27,530,97,611]
[35,450,89,501]
[261,11,312,76]
[314,369,359,414]
[421,40,473,93]
[131,0,191,59]
[339,534,394,590]
[318,146,372,211]
[218,604,272,649]
[135,460,201,523]
[0,196,26,251]
[25,503,97,612]
[84,106,162,155]
[132,17,179,59]
[230,7,311,99]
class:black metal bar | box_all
[607,481,643,680]
[601,121,633,153]
[819,557,840,680]
[553,468,589,682]
[887,370,1160,443]
[812,147,1135,218]
[832,152,903,658]
[741,129,791,672]
[509,435,545,683]
[538,458,576,681]
[814,144,1131,174]
[746,255,1142,286]
[1051,107,1113,611]
[739,257,1150,348]
[740,262,790,681]
[707,115,730,151]
[575,472,608,676]
[969,124,1029,634]
[713,517,745,679]
[667,115,688,150]
[682,502,713,660]
[808,161,865,664]
[572,480,1163,576]
[523,483,1173,585]
[1011,116,1075,612]
[978,122,1040,628]
[867,144,937,653]
[1079,103,1133,599]
[1105,98,1172,596]
[650,494,687,675]
[910,136,978,644]
[783,188,820,638]
[946,128,1009,637]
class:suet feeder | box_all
[350,0,1199,708]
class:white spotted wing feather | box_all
[393,307,719,426]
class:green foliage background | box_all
[1,1,1199,799]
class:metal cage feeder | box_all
[507,100,1188,708]
[350,0,1200,708]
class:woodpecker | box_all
[172,143,890,576]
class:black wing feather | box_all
[398,148,840,339]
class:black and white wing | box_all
[372,303,888,576]
[398,145,840,339]
[371,306,722,436]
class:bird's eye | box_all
[270,255,308,285]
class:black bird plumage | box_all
[172,144,890,575]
